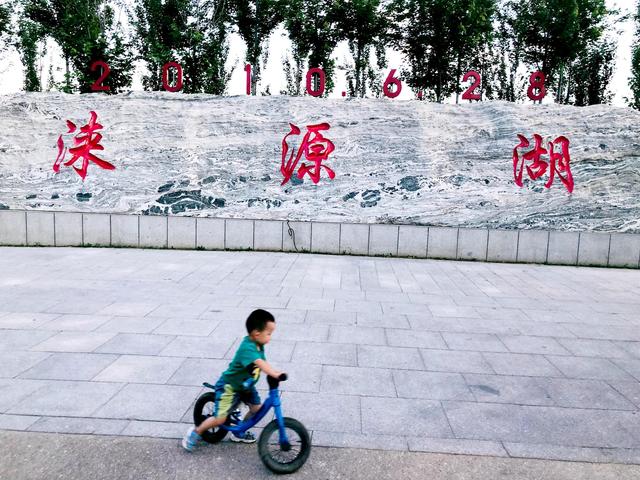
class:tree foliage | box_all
[19,0,135,93]
[630,0,640,109]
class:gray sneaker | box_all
[230,430,256,443]
[182,426,202,452]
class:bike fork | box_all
[273,402,291,450]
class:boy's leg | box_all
[195,414,227,436]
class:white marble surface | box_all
[1,92,639,232]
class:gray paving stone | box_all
[482,352,562,377]
[618,341,640,359]
[0,379,46,412]
[358,345,424,370]
[321,365,395,397]
[547,356,636,381]
[291,342,357,366]
[95,316,167,334]
[512,321,576,338]
[408,437,508,457]
[473,307,529,321]
[499,335,570,355]
[408,293,456,306]
[28,416,128,435]
[282,392,361,433]
[443,401,640,448]
[394,370,473,401]
[45,299,114,316]
[0,351,51,378]
[428,305,480,318]
[420,349,495,374]
[95,333,175,356]
[166,358,229,386]
[355,313,410,329]
[608,381,640,408]
[121,420,192,439]
[159,336,233,359]
[39,314,112,332]
[147,303,211,318]
[152,318,220,336]
[0,330,56,352]
[539,377,637,410]
[329,326,386,345]
[276,323,329,343]
[286,296,335,312]
[0,414,40,430]
[465,374,554,406]
[442,333,508,352]
[8,381,124,417]
[276,362,322,393]
[306,310,356,325]
[504,442,640,464]
[0,313,59,329]
[93,355,185,384]
[31,332,116,353]
[335,299,382,314]
[612,358,640,381]
[93,383,200,422]
[313,431,409,451]
[386,329,447,349]
[19,353,118,381]
[361,397,453,437]
[558,338,633,358]
[381,302,431,316]
[96,302,159,317]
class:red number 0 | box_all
[90,61,110,92]
[461,70,481,101]
[527,71,546,102]
[383,69,402,98]
[306,68,325,97]
[244,64,251,95]
[162,62,183,92]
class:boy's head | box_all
[246,309,276,345]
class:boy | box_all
[182,309,284,451]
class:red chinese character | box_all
[513,133,573,193]
[281,122,335,185]
[53,111,115,180]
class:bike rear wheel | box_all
[258,417,311,474]
[193,392,228,444]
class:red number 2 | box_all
[90,61,110,92]
[461,70,481,101]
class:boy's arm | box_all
[254,359,284,378]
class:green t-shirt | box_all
[222,336,266,390]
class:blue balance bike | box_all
[193,373,311,474]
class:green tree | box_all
[17,18,44,91]
[630,0,640,109]
[514,0,609,102]
[337,0,386,98]
[21,0,135,93]
[0,2,11,50]
[283,0,343,95]
[228,0,284,95]
[571,35,615,106]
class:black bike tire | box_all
[193,392,228,444]
[258,417,311,474]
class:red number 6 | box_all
[162,62,183,92]
[306,68,325,97]
[90,61,110,92]
[383,69,402,98]
[461,70,481,101]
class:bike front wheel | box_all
[193,392,228,444]
[258,417,311,474]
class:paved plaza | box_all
[1,247,640,465]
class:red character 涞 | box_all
[281,122,335,185]
[513,134,573,193]
[53,111,115,180]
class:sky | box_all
[0,0,637,106]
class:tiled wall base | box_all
[1,211,638,268]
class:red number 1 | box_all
[245,64,251,95]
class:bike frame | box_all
[220,387,290,446]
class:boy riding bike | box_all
[182,309,284,451]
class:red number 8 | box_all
[527,71,546,102]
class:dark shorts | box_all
[213,377,261,418]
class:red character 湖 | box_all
[513,134,573,193]
[53,111,115,180]
[281,123,335,185]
